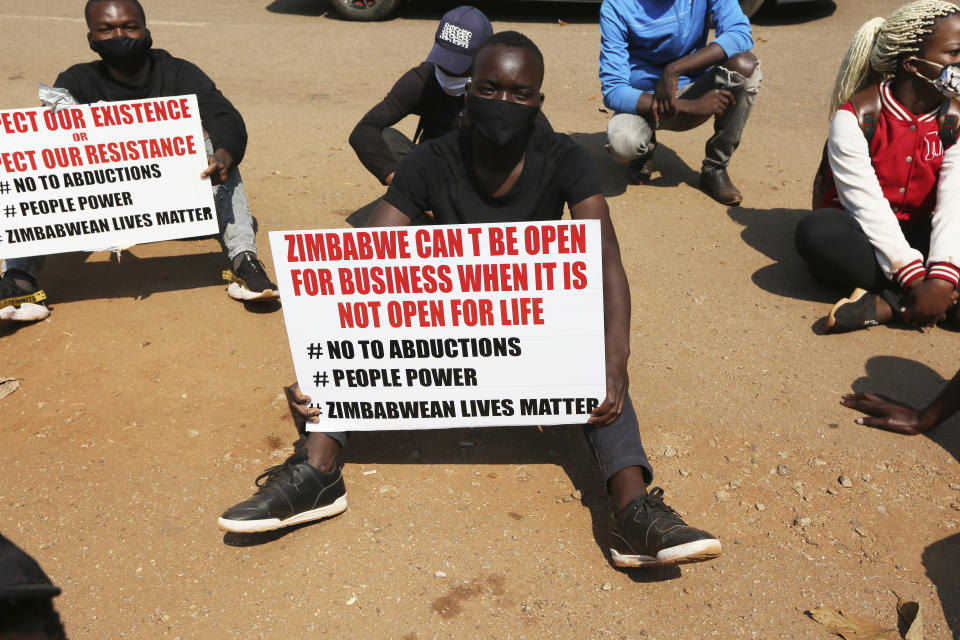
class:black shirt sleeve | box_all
[53,53,248,166]
[557,141,603,208]
[349,62,432,185]
[173,60,248,165]
[381,143,435,220]
[53,67,87,103]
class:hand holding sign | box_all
[0,95,217,259]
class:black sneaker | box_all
[217,455,347,533]
[0,271,49,323]
[609,487,721,567]
[222,252,279,302]
[826,288,879,333]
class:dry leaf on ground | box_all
[896,597,923,640]
[807,606,895,640]
[0,378,20,400]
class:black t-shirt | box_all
[55,49,248,164]
[383,119,602,225]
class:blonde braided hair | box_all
[830,0,960,113]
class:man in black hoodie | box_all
[348,6,493,189]
[0,0,277,323]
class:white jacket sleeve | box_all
[928,141,960,288]
[828,109,925,287]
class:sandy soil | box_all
[1,0,958,638]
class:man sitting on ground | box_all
[0,0,277,323]
[599,0,760,205]
[220,31,722,569]
[348,5,493,188]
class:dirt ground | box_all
[1,0,958,638]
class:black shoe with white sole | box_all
[217,455,347,533]
[0,270,49,323]
[223,251,279,302]
[609,487,721,567]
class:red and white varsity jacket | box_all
[827,80,960,289]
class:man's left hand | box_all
[589,358,628,427]
[652,66,679,122]
[202,148,234,186]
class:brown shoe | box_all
[699,168,742,206]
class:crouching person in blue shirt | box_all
[599,0,761,205]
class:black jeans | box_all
[795,207,932,316]
[306,393,654,485]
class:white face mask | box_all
[434,65,469,97]
[908,57,960,98]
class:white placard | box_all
[0,95,217,259]
[269,220,607,431]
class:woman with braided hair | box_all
[795,0,960,332]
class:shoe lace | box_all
[253,462,297,494]
[235,254,268,279]
[639,487,685,526]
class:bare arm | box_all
[650,42,729,120]
[570,194,631,426]
[366,199,414,228]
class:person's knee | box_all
[606,115,654,164]
[795,210,838,258]
[794,214,821,258]
[723,52,759,79]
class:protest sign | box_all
[0,95,218,259]
[269,220,607,431]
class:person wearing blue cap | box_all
[0,534,67,640]
[599,0,761,205]
[349,6,493,188]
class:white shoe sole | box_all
[0,302,50,323]
[226,282,280,302]
[216,494,347,533]
[610,538,722,567]
[826,287,868,331]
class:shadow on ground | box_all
[33,249,228,304]
[223,424,684,579]
[922,533,960,637]
[568,132,698,199]
[727,207,842,303]
[849,354,959,637]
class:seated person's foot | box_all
[609,487,721,567]
[826,288,884,333]
[217,453,347,533]
[223,251,279,302]
[0,270,49,323]
[627,154,655,185]
[699,167,742,206]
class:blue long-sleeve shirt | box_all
[599,0,754,115]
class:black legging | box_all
[795,208,935,319]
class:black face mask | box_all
[466,92,540,147]
[88,30,153,76]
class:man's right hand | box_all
[841,392,928,435]
[677,89,735,117]
[285,382,320,425]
